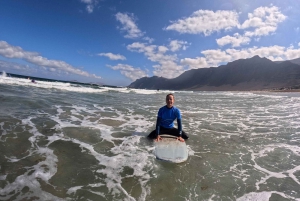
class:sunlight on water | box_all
[1,77,300,200]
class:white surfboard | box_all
[154,134,188,163]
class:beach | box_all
[1,76,300,200]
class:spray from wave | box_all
[1,71,7,77]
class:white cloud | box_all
[108,64,147,81]
[127,42,176,63]
[158,46,168,53]
[216,33,251,47]
[127,42,184,78]
[98,53,126,60]
[0,60,32,72]
[0,41,100,79]
[244,26,277,37]
[115,12,144,39]
[152,61,183,78]
[213,6,286,48]
[169,40,189,52]
[81,0,98,13]
[143,37,154,43]
[240,6,286,37]
[180,57,208,69]
[224,46,291,61]
[241,6,286,28]
[201,49,232,66]
[165,6,286,50]
[165,10,239,36]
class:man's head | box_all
[166,94,174,108]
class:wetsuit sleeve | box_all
[157,107,163,118]
[176,108,182,136]
[177,118,182,136]
[156,117,161,137]
[176,108,182,119]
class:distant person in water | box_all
[148,93,189,142]
[31,79,36,83]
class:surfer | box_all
[148,93,189,142]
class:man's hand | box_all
[154,135,162,142]
[177,136,185,142]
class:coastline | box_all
[267,89,300,92]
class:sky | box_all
[0,0,300,86]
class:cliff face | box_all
[128,56,300,91]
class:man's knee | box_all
[182,131,189,139]
[148,130,157,139]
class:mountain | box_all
[128,56,300,91]
[275,57,300,66]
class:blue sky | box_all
[0,0,300,86]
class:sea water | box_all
[1,75,300,201]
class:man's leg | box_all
[181,130,189,139]
[147,130,157,139]
[163,127,189,139]
[150,127,189,139]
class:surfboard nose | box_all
[154,134,188,163]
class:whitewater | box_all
[1,74,300,201]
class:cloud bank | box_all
[127,42,184,78]
[0,41,100,79]
[165,10,239,36]
[108,64,147,81]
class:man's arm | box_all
[155,117,162,141]
[177,118,184,142]
[156,117,161,137]
[177,118,182,136]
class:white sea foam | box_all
[2,83,300,200]
[0,76,182,95]
[0,101,155,200]
[0,175,7,180]
[237,191,300,201]
[67,186,83,195]
[0,145,61,200]
[0,122,7,137]
[105,87,176,95]
[250,144,300,188]
[45,103,154,199]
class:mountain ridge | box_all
[128,56,300,91]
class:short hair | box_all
[166,93,174,99]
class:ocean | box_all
[1,74,300,201]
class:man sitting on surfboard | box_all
[148,93,189,142]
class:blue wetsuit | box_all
[148,105,188,139]
[155,106,183,137]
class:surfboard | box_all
[154,134,188,163]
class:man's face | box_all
[166,95,174,108]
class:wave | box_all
[0,76,194,95]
